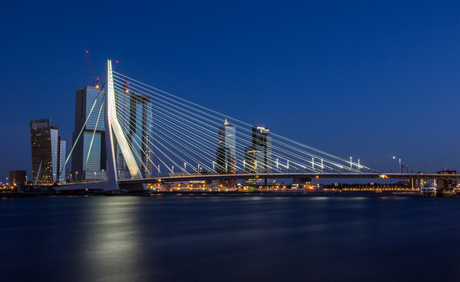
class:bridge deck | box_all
[118,172,460,184]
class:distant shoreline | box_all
[2,190,459,198]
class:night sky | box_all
[1,0,459,182]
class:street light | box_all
[393,156,395,173]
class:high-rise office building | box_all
[244,146,264,173]
[252,126,273,173]
[216,119,236,186]
[30,119,66,184]
[71,86,107,181]
[216,119,236,173]
[244,126,273,187]
[115,91,153,179]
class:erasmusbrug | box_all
[57,60,456,192]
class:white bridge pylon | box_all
[105,59,143,190]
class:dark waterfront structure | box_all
[9,170,26,186]
[216,119,236,186]
[71,86,107,181]
[30,119,66,184]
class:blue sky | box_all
[1,0,459,182]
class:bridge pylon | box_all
[104,59,145,191]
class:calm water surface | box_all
[1,194,460,282]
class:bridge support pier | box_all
[436,179,451,197]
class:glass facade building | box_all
[216,119,236,186]
[115,91,153,179]
[246,126,272,173]
[244,146,264,173]
[216,119,236,174]
[244,126,273,187]
[72,86,107,181]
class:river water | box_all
[1,194,460,281]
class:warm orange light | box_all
[125,89,129,93]
[95,85,99,88]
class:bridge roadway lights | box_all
[122,172,460,182]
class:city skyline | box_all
[1,1,460,181]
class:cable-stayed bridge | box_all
[56,60,459,193]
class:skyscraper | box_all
[249,126,272,173]
[244,126,273,187]
[115,91,153,179]
[216,119,236,186]
[71,86,107,181]
[30,119,66,184]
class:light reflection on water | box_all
[76,198,155,282]
[1,195,460,282]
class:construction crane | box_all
[85,51,99,88]
[115,61,129,92]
